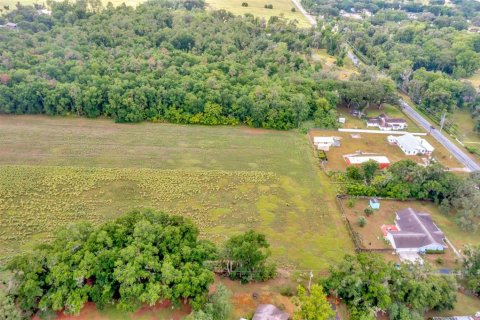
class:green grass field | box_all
[0,115,353,270]
[205,0,311,27]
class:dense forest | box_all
[0,0,400,128]
[302,0,480,133]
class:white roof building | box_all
[388,134,434,156]
[344,155,390,168]
[313,136,340,151]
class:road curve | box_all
[290,0,317,26]
[399,99,480,172]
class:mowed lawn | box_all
[205,0,311,27]
[0,115,353,270]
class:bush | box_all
[425,249,445,254]
[347,198,356,208]
[241,2,248,7]
[357,216,367,227]
[291,7,296,12]
[364,207,374,216]
[264,4,273,9]
[435,257,444,265]
[278,285,296,297]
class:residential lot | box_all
[308,129,462,171]
[339,198,480,269]
[0,115,353,270]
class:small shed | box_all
[252,304,290,320]
[338,117,346,124]
[369,198,380,210]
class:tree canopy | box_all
[7,210,217,316]
[322,254,457,319]
[221,230,276,283]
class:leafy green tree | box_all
[0,290,21,320]
[346,166,363,180]
[293,284,334,320]
[314,98,338,129]
[463,245,480,295]
[7,210,216,315]
[221,230,276,283]
[186,284,232,320]
[361,160,379,185]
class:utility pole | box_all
[307,271,313,293]
[440,111,447,133]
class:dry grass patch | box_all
[308,129,461,171]
[205,0,311,28]
[0,115,354,270]
[312,49,358,80]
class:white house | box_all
[384,208,446,253]
[388,133,434,156]
[313,136,340,151]
[366,114,408,131]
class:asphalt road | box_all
[292,0,480,172]
[399,99,480,172]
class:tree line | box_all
[0,0,399,129]
[3,210,276,318]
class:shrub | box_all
[357,216,367,227]
[264,4,273,9]
[241,2,248,7]
[364,207,374,216]
[278,285,296,297]
[291,7,296,12]
[347,198,356,208]
[435,257,444,265]
[425,249,445,254]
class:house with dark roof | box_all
[366,114,407,131]
[384,208,447,253]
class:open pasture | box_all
[205,0,311,27]
[0,115,353,270]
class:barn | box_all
[344,155,390,169]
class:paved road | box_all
[399,100,480,172]
[293,0,480,172]
[290,0,317,26]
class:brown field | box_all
[308,129,462,171]
[312,49,358,80]
[205,0,311,28]
[340,198,480,269]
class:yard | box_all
[312,49,358,81]
[337,104,422,133]
[339,198,480,270]
[308,128,462,171]
[205,0,311,28]
[0,115,353,271]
